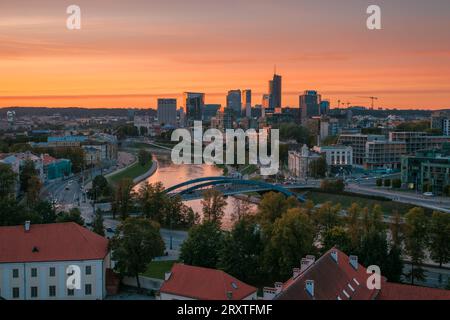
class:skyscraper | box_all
[320,100,330,115]
[269,73,282,111]
[299,90,321,124]
[184,92,205,123]
[242,89,252,118]
[226,89,242,118]
[157,98,177,126]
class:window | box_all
[49,286,56,297]
[12,269,19,278]
[49,267,56,277]
[67,288,74,296]
[12,287,19,299]
[31,287,38,298]
[31,268,37,278]
[85,284,92,295]
[85,266,92,275]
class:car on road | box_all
[423,192,434,197]
[106,227,116,234]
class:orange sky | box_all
[1,0,450,109]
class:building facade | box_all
[299,90,321,124]
[226,90,242,118]
[288,145,322,179]
[157,99,177,126]
[184,92,205,123]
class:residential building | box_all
[337,134,385,166]
[401,144,450,195]
[42,154,72,181]
[159,264,257,300]
[313,145,353,167]
[263,248,450,300]
[0,222,111,300]
[47,136,87,148]
[365,140,407,170]
[288,145,322,179]
[389,132,450,154]
[431,110,450,135]
[184,92,205,123]
[157,99,177,126]
[299,90,321,124]
[226,90,242,118]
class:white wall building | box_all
[288,145,322,179]
[313,145,353,167]
[0,222,111,300]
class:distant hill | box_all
[0,107,156,118]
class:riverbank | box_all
[107,159,156,185]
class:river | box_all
[134,151,256,229]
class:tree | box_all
[264,208,315,280]
[258,192,291,227]
[112,178,135,220]
[376,178,382,187]
[392,179,402,189]
[33,200,56,224]
[56,208,85,226]
[137,182,167,222]
[347,203,363,250]
[92,209,105,236]
[180,221,224,268]
[383,179,391,188]
[26,175,42,207]
[428,211,450,268]
[322,226,352,254]
[0,197,38,226]
[320,179,345,193]
[314,201,342,235]
[19,159,37,193]
[384,245,404,283]
[138,149,152,166]
[231,197,253,222]
[404,207,429,285]
[90,175,111,201]
[218,218,264,285]
[201,189,227,225]
[111,217,165,291]
[359,229,389,273]
[309,157,327,178]
[390,210,403,248]
[0,163,17,199]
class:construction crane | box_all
[358,96,378,110]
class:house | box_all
[159,264,257,300]
[0,222,111,300]
[264,248,450,300]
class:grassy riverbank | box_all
[142,260,178,279]
[108,160,153,185]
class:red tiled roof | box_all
[42,154,57,166]
[0,222,109,263]
[160,263,257,300]
[276,249,383,300]
[377,282,450,300]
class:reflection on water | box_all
[134,151,255,229]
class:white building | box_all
[288,145,322,179]
[313,145,353,167]
[0,222,111,300]
[159,264,257,300]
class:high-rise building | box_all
[203,104,221,122]
[269,74,282,111]
[184,92,205,123]
[320,100,330,115]
[226,90,242,118]
[299,90,321,124]
[157,98,177,126]
[242,89,252,118]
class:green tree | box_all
[56,208,85,226]
[33,200,56,224]
[320,179,345,193]
[428,211,450,268]
[138,149,152,166]
[264,208,315,280]
[201,189,227,225]
[384,245,404,283]
[314,201,342,234]
[19,159,37,193]
[258,192,291,227]
[111,217,165,291]
[180,221,224,268]
[383,179,391,187]
[309,157,327,178]
[322,226,352,254]
[392,179,402,189]
[404,207,429,285]
[26,175,42,207]
[218,218,264,285]
[0,163,17,199]
[376,178,383,187]
[231,197,253,222]
[347,203,363,250]
[92,209,105,236]
[90,175,111,201]
[112,178,135,220]
[137,182,167,222]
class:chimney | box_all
[305,280,314,297]
[164,272,172,281]
[226,291,233,300]
[24,221,31,232]
[274,282,283,294]
[330,249,338,263]
[293,268,301,279]
[349,255,358,270]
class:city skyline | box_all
[1,0,450,109]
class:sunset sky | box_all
[1,0,450,109]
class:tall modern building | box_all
[203,104,221,122]
[320,100,330,115]
[299,90,321,124]
[157,98,177,126]
[242,89,252,118]
[184,92,205,123]
[226,90,242,118]
[269,74,282,111]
